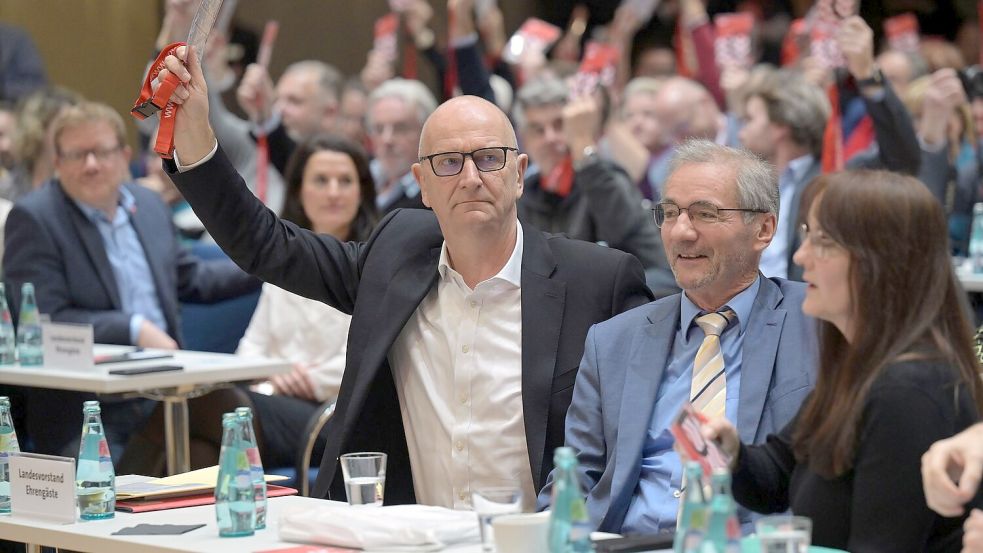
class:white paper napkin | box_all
[278,503,481,552]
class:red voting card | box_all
[884,13,920,54]
[502,18,563,65]
[569,41,620,97]
[257,20,280,69]
[669,403,732,478]
[714,12,755,69]
[374,13,400,63]
[116,484,297,513]
[256,546,355,553]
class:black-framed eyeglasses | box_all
[419,147,518,177]
[797,223,842,259]
[652,201,768,228]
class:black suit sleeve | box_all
[3,205,131,344]
[174,246,260,304]
[916,144,953,207]
[577,160,669,274]
[859,83,920,175]
[456,40,496,104]
[609,246,656,313]
[731,418,797,514]
[167,147,367,314]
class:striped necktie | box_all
[690,309,735,418]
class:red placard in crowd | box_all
[501,18,562,65]
[374,12,400,63]
[569,41,620,97]
[714,12,755,69]
[884,13,920,54]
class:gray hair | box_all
[367,78,438,128]
[746,70,830,157]
[513,75,569,129]
[668,139,779,222]
[282,60,343,104]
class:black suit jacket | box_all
[168,147,653,503]
[3,180,257,342]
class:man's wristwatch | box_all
[855,67,884,88]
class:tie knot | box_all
[696,309,734,337]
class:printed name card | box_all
[42,322,94,371]
[9,452,77,523]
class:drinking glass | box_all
[472,486,523,551]
[339,452,387,507]
[756,515,812,553]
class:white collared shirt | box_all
[759,154,815,278]
[389,222,534,510]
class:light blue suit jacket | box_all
[539,276,818,533]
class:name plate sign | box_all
[42,322,94,371]
[9,452,77,523]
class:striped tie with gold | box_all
[689,309,735,418]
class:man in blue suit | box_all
[2,101,258,459]
[539,140,818,534]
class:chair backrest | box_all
[179,243,260,353]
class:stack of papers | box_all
[117,465,288,501]
[115,466,296,512]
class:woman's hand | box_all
[922,423,983,516]
[271,362,317,402]
[702,417,741,470]
[964,509,983,553]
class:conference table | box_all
[959,268,983,293]
[0,345,291,475]
[0,495,498,553]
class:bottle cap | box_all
[553,446,574,464]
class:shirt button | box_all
[459,491,467,501]
[470,300,478,308]
[672,489,682,498]
[462,345,470,353]
[460,395,468,405]
[456,441,464,451]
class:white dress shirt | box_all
[389,223,535,510]
[759,154,814,279]
[236,283,350,402]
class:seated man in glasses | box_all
[538,139,817,535]
[154,46,653,510]
[2,101,258,460]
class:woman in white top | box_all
[239,133,379,467]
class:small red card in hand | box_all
[669,402,732,478]
[374,13,400,63]
[884,13,920,54]
[714,12,755,70]
[502,18,563,65]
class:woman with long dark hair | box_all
[235,133,378,468]
[696,170,983,552]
